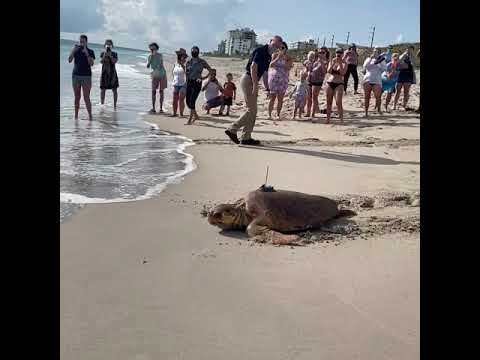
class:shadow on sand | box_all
[239,145,419,166]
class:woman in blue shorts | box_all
[170,48,188,117]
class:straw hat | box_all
[175,48,188,57]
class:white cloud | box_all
[300,34,315,42]
[255,29,277,44]
[61,0,243,51]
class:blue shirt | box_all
[383,62,399,82]
[245,44,271,79]
[383,52,392,63]
[72,47,95,76]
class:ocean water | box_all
[60,39,195,222]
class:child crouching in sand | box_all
[219,73,236,116]
[202,68,224,115]
[290,70,309,119]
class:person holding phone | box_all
[362,47,387,117]
[393,46,415,110]
[343,44,360,94]
[68,34,95,120]
[324,48,347,124]
[381,53,400,112]
[147,42,167,114]
[305,49,327,118]
[267,41,293,120]
[100,39,119,110]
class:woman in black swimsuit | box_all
[324,48,347,124]
[394,46,416,110]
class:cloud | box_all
[255,29,277,44]
[300,34,315,42]
[60,0,104,33]
[61,0,243,51]
[395,34,404,43]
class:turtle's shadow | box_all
[316,217,359,234]
[219,229,249,240]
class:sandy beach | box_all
[61,56,420,359]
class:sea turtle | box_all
[207,186,356,245]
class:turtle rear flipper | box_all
[247,217,303,246]
[336,209,357,218]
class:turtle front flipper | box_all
[247,216,303,246]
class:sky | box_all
[60,0,420,51]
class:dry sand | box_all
[61,56,420,359]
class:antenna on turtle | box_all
[260,166,275,192]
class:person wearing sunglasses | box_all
[267,41,293,119]
[185,46,212,124]
[343,44,359,95]
[324,48,347,124]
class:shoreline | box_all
[60,109,198,223]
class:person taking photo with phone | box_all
[267,41,293,120]
[100,39,119,110]
[68,34,95,120]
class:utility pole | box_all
[330,34,335,49]
[322,37,326,47]
[346,32,350,44]
[369,26,376,48]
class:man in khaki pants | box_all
[225,36,283,146]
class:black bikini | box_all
[328,82,343,90]
[328,66,343,90]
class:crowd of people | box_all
[68,34,419,147]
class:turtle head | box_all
[207,201,248,230]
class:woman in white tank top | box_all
[170,48,188,117]
[362,47,387,117]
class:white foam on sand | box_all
[60,128,197,205]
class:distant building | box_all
[225,28,257,56]
[217,40,226,54]
[289,39,317,51]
